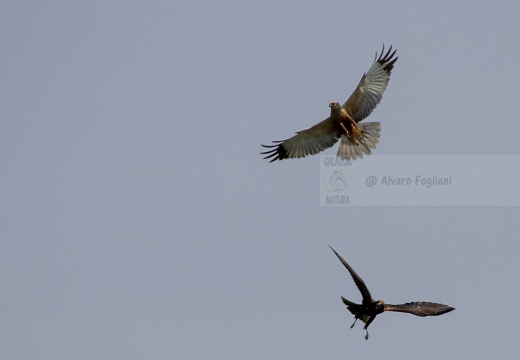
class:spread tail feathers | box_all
[337,122,381,161]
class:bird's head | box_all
[329,101,342,116]
[329,101,340,109]
[374,300,386,316]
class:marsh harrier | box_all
[329,246,454,340]
[262,45,397,162]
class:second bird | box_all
[329,246,454,340]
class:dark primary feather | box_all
[384,302,455,317]
[342,44,398,122]
[375,45,398,73]
[260,140,288,162]
[261,118,341,162]
[329,246,374,304]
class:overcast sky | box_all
[2,1,520,359]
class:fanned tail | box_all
[337,122,381,161]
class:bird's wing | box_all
[261,118,341,162]
[383,302,455,317]
[329,246,374,304]
[342,45,397,122]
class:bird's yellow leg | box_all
[350,318,358,329]
[340,122,362,145]
[346,114,363,141]
[343,111,356,124]
[340,122,349,135]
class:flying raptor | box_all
[329,246,454,340]
[262,45,397,162]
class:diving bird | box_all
[329,246,454,340]
[261,45,397,162]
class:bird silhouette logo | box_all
[323,169,353,194]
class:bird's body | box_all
[329,246,454,340]
[262,45,397,162]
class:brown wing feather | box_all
[343,45,397,122]
[261,118,341,162]
[384,302,455,317]
[329,246,374,305]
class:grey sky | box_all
[2,1,520,359]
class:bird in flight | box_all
[262,45,397,162]
[329,246,454,340]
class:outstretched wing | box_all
[343,45,397,122]
[261,118,341,162]
[384,302,455,317]
[329,246,374,305]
